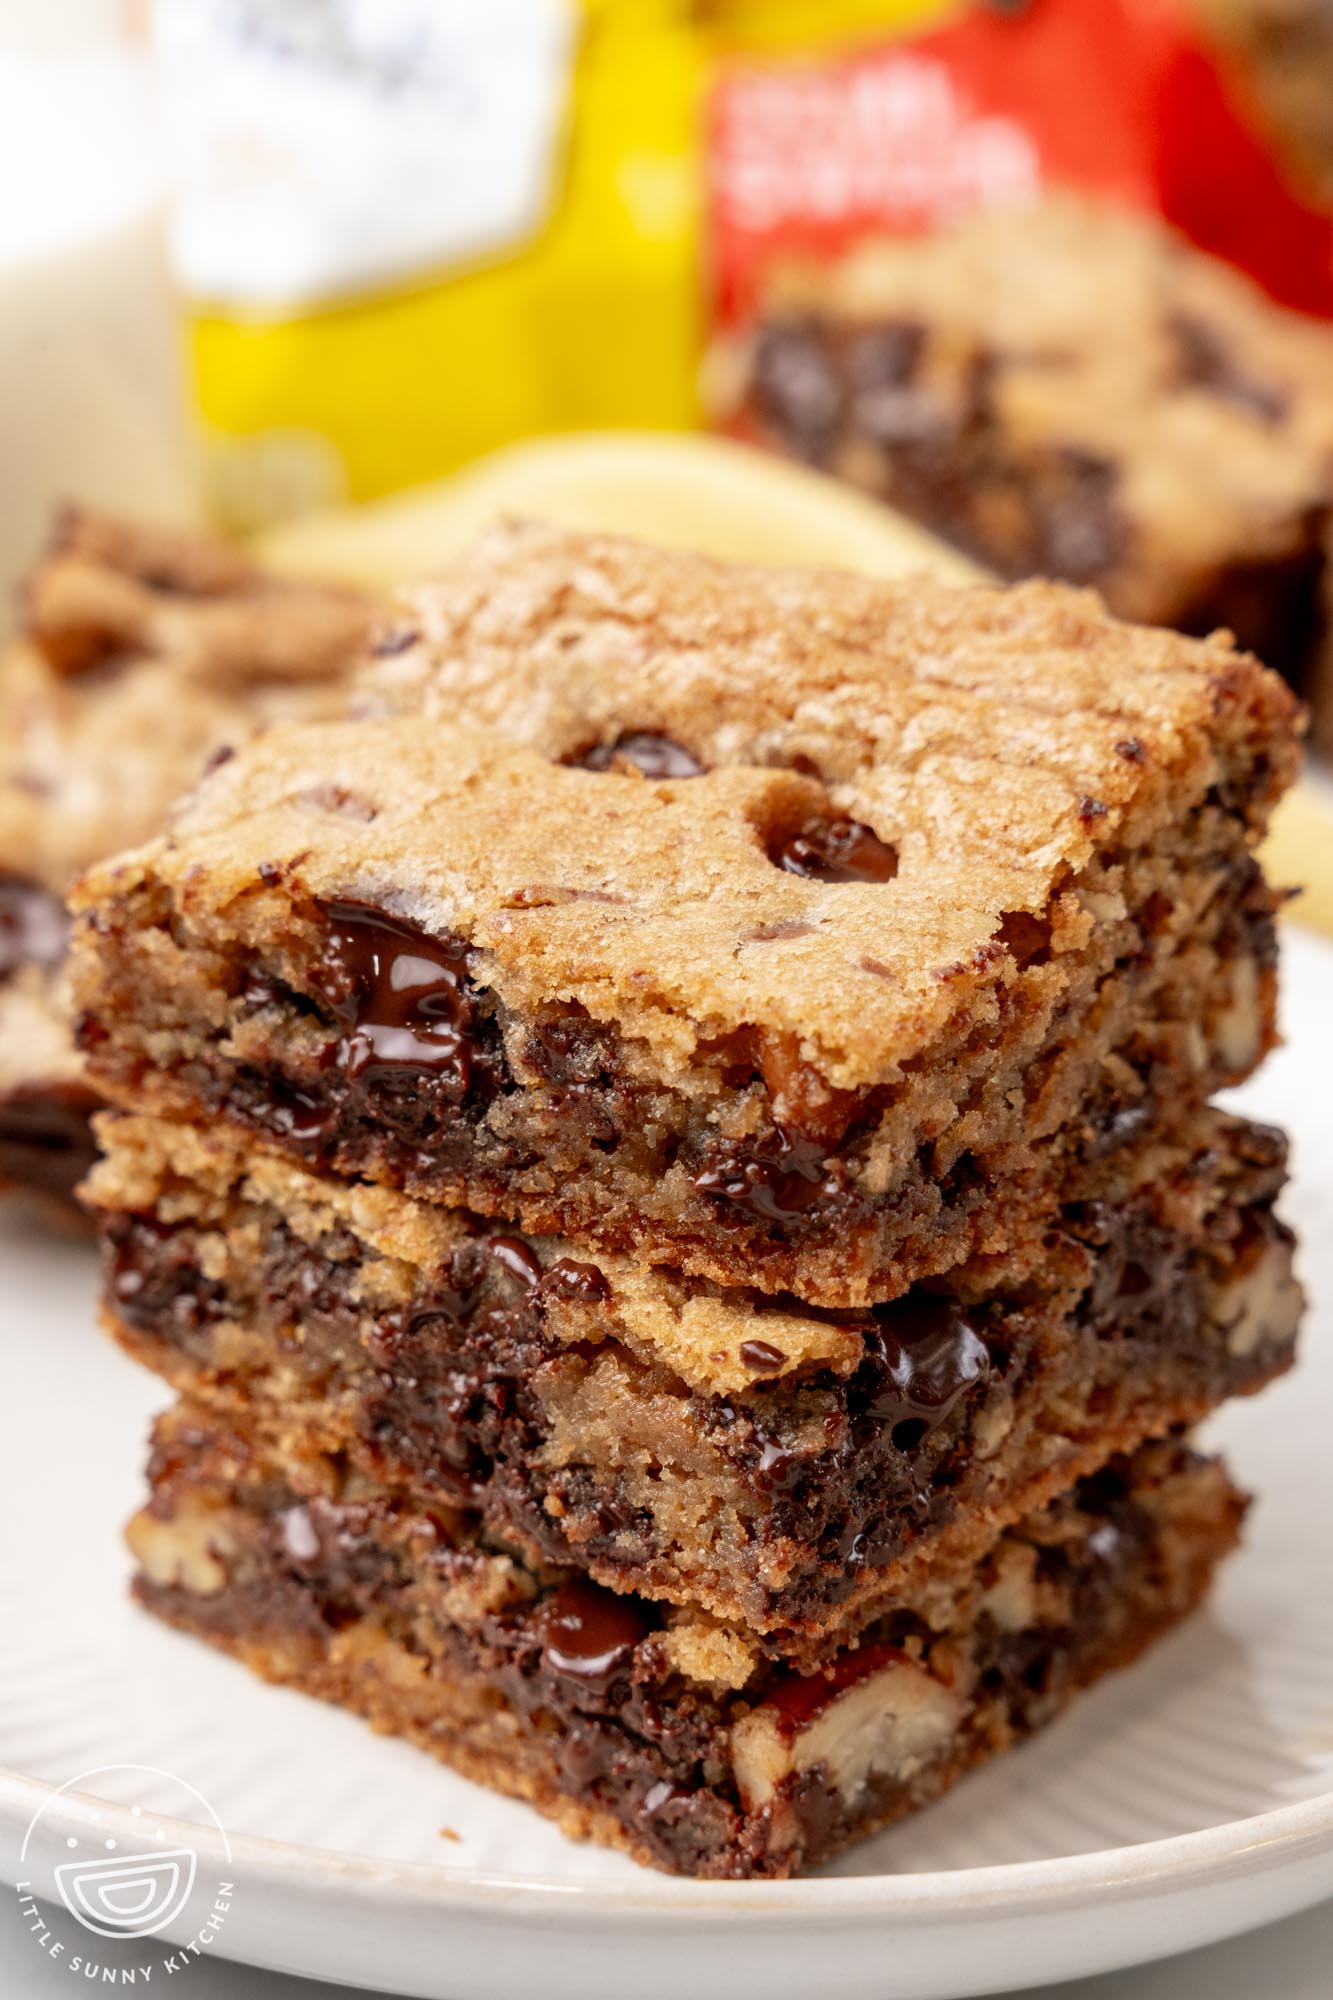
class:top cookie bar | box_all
[72,530,1299,1305]
[715,195,1333,726]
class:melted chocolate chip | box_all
[863,1299,990,1450]
[1078,796,1108,825]
[540,1576,654,1694]
[693,1128,837,1225]
[0,874,70,980]
[488,1235,543,1291]
[314,902,476,1096]
[0,1080,100,1201]
[573,733,706,779]
[264,1082,337,1145]
[754,1436,803,1495]
[544,1257,610,1304]
[739,1339,786,1375]
[771,818,898,885]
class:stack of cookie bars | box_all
[70,526,1304,1878]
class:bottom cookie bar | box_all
[130,1409,1244,1880]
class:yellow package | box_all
[156,0,939,527]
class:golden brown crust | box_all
[76,527,1300,1093]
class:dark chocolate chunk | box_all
[314,902,476,1096]
[693,1127,838,1225]
[543,1257,610,1304]
[540,1576,654,1694]
[573,733,706,780]
[864,1299,991,1450]
[739,1339,787,1375]
[771,818,899,884]
[263,1082,337,1146]
[488,1235,543,1291]
[844,320,926,392]
[0,873,70,981]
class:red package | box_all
[705,0,1333,328]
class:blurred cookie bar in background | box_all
[716,196,1333,746]
[0,510,376,1221]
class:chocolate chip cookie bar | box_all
[72,532,1299,1304]
[716,196,1333,725]
[88,1109,1299,1657]
[129,1406,1247,1880]
[0,510,375,1214]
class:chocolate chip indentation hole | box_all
[770,817,899,885]
[570,732,706,779]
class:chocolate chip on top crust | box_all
[771,817,899,884]
[570,732,707,779]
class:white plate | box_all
[2,927,1332,2000]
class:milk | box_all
[0,15,198,621]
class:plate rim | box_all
[3,1767,1332,1921]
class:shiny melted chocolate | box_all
[863,1299,991,1451]
[693,1127,838,1224]
[540,1576,655,1694]
[773,819,898,884]
[314,902,476,1093]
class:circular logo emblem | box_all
[16,1764,234,1977]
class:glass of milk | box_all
[0,0,199,621]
